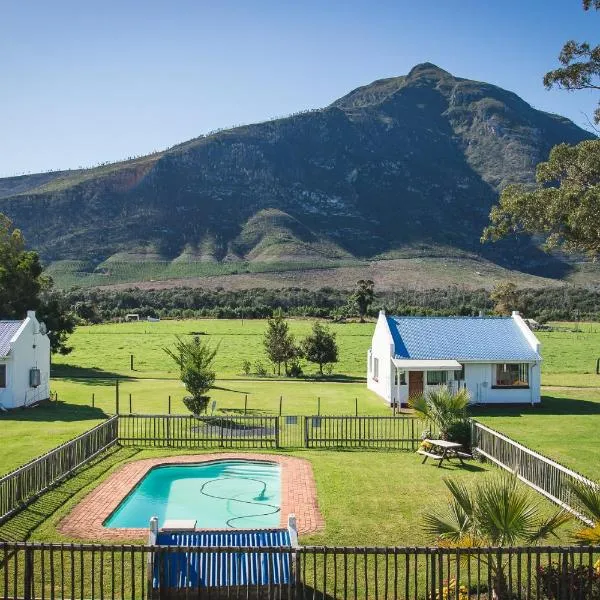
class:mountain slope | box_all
[0,63,595,287]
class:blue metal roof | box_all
[0,321,22,358]
[154,529,292,589]
[386,316,540,362]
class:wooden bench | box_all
[455,451,473,459]
[416,449,444,461]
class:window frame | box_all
[373,357,379,382]
[426,370,448,386]
[0,364,6,388]
[493,363,530,389]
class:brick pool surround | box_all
[58,453,324,541]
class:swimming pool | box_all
[104,460,281,529]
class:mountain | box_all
[0,63,596,289]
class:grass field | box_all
[51,318,600,384]
[2,318,599,479]
[0,445,574,547]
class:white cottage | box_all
[367,311,541,406]
[0,311,51,410]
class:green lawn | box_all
[51,319,372,379]
[0,445,573,547]
[0,379,389,476]
[472,388,600,480]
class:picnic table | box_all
[416,439,471,467]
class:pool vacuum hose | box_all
[199,476,280,528]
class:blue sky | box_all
[1,0,597,177]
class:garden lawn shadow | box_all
[0,401,109,423]
[469,394,600,418]
[51,364,136,380]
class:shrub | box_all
[254,361,268,377]
[445,419,472,450]
[241,359,252,376]
[537,562,600,600]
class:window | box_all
[0,365,6,388]
[454,364,465,381]
[494,363,529,388]
[426,370,447,385]
[373,357,379,381]
[399,371,406,385]
[394,370,398,385]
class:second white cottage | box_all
[367,310,541,407]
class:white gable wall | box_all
[367,312,394,403]
[0,312,50,410]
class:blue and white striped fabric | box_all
[153,529,292,589]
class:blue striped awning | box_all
[153,529,292,589]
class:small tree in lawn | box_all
[164,335,217,415]
[263,311,296,376]
[301,322,338,375]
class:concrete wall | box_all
[0,311,51,410]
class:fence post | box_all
[430,551,437,600]
[279,396,283,416]
[304,417,309,448]
[130,354,134,371]
[244,394,248,414]
[92,393,95,408]
[317,397,321,416]
[24,545,34,600]
[168,396,171,415]
[275,416,280,448]
[115,380,119,414]
[129,393,132,414]
[355,397,358,417]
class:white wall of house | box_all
[366,311,394,403]
[0,311,50,410]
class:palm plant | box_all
[568,479,600,543]
[409,387,470,440]
[423,474,570,598]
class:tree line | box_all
[67,283,600,323]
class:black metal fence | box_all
[117,415,425,451]
[303,416,424,450]
[472,421,598,524]
[1,541,599,599]
[118,414,280,448]
[0,417,118,524]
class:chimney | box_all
[478,310,484,318]
[26,310,36,320]
[512,311,520,317]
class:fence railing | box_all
[0,416,118,524]
[472,420,598,524]
[304,415,424,449]
[1,541,598,599]
[118,414,280,448]
[118,414,425,450]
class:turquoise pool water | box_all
[104,460,281,529]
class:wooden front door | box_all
[408,371,424,398]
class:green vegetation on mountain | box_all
[0,63,596,287]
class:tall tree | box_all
[351,280,374,322]
[0,214,75,354]
[490,281,519,315]
[544,0,600,123]
[263,312,296,376]
[482,140,600,258]
[301,322,338,375]
[484,2,600,258]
